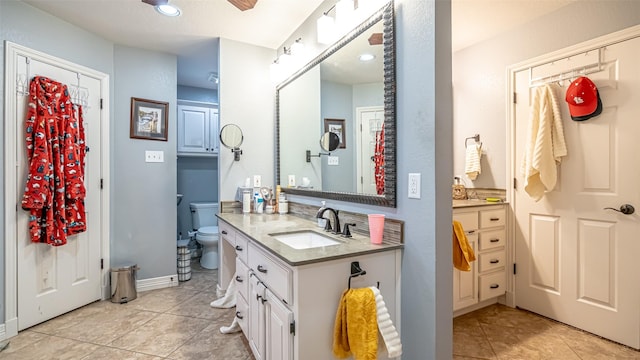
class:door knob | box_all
[604,204,635,215]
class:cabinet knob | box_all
[257,265,268,273]
[235,275,243,283]
[235,245,243,251]
[236,311,243,319]
[490,284,500,289]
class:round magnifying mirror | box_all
[319,131,340,152]
[219,124,243,149]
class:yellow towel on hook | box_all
[333,288,378,360]
[453,220,476,271]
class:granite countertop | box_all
[217,213,403,266]
[452,199,508,208]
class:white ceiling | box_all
[22,0,576,89]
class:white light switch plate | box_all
[327,156,339,165]
[408,173,421,199]
[145,150,164,163]
[253,175,262,188]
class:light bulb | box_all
[317,14,336,45]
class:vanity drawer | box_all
[219,221,236,246]
[479,208,506,228]
[478,250,505,273]
[478,229,506,251]
[479,271,506,301]
[235,257,249,300]
[453,212,479,232]
[235,292,249,336]
[235,232,249,264]
[248,243,292,305]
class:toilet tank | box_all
[190,202,219,230]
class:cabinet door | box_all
[209,108,219,153]
[453,233,478,311]
[249,274,266,360]
[265,289,293,360]
[177,105,210,154]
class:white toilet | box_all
[189,202,219,269]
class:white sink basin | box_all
[270,230,341,250]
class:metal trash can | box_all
[110,264,139,303]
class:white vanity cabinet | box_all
[176,102,219,156]
[453,204,507,314]
[217,218,401,360]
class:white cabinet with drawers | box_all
[453,204,507,312]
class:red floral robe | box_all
[374,128,385,195]
[21,76,86,246]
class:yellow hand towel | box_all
[453,220,476,271]
[333,288,379,360]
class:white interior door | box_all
[13,54,104,330]
[356,106,383,194]
[513,36,640,349]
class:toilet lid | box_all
[198,226,218,236]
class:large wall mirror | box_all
[276,1,396,207]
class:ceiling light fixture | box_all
[155,3,181,16]
[359,53,376,62]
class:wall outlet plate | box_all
[408,173,421,199]
[253,175,262,188]
[288,175,296,187]
[145,150,164,163]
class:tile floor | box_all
[0,263,254,360]
[454,304,640,360]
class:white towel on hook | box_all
[370,286,402,358]
[521,84,567,201]
[210,271,237,308]
[465,143,482,180]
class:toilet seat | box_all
[196,226,219,241]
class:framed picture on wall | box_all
[130,97,169,141]
[324,118,346,149]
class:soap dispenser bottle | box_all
[317,201,327,228]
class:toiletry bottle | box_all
[317,201,327,228]
[242,190,251,213]
[275,185,281,212]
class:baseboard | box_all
[0,324,5,341]
[136,274,179,292]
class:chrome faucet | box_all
[316,207,340,235]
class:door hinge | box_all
[513,263,517,275]
[101,258,104,270]
[100,98,103,109]
[513,178,517,190]
[100,178,103,189]
[290,321,295,335]
[513,92,517,104]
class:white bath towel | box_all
[464,143,482,180]
[521,84,567,201]
[370,286,402,358]
[210,271,237,308]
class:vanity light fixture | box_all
[317,9,336,45]
[359,53,376,62]
[290,38,305,56]
[207,72,219,84]
[155,3,181,16]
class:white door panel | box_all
[356,106,383,194]
[15,56,103,330]
[514,36,640,349]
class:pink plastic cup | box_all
[368,214,385,244]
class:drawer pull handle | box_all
[236,311,243,319]
[222,230,228,235]
[257,265,268,273]
[490,217,500,221]
[467,230,475,234]
[490,259,500,264]
[235,245,243,251]
[490,238,500,243]
[490,284,500,289]
[235,276,243,283]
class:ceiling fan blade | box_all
[142,0,168,6]
[227,0,258,11]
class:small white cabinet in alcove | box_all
[177,101,219,156]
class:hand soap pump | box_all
[317,201,327,228]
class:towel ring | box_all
[465,134,481,148]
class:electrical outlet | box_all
[288,175,296,187]
[253,175,262,188]
[408,173,421,199]
[327,156,339,165]
[145,150,164,163]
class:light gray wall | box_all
[218,39,275,201]
[112,45,177,278]
[452,0,640,190]
[278,1,453,358]
[177,157,218,237]
[177,85,218,104]
[0,0,115,325]
[321,80,354,192]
